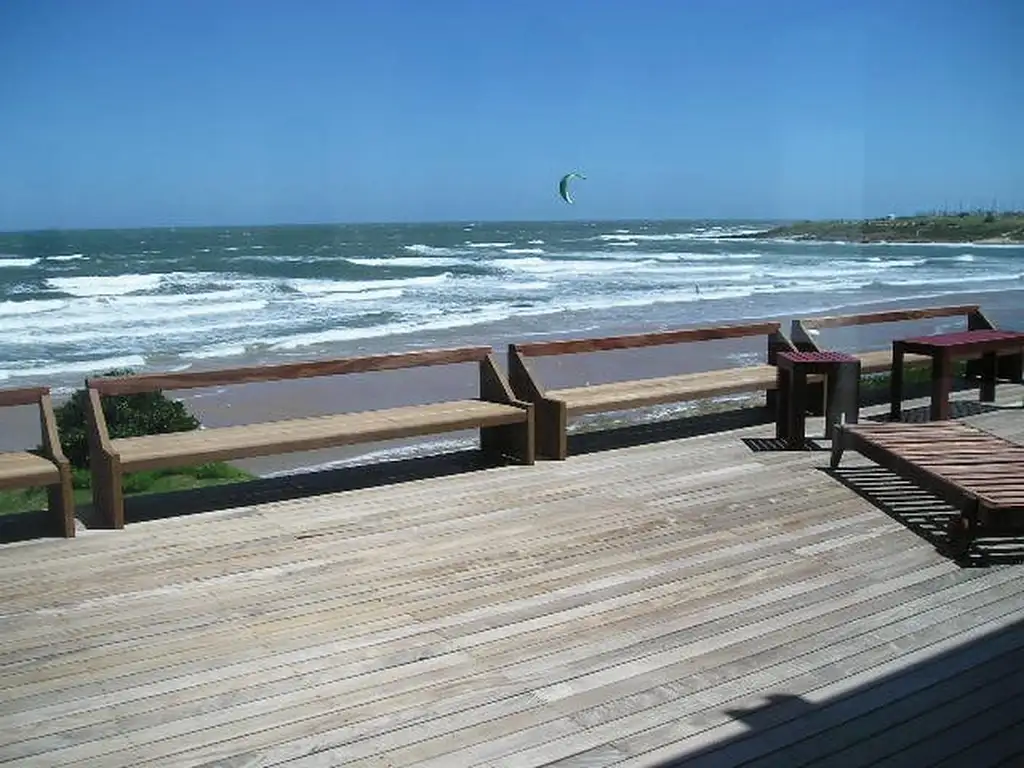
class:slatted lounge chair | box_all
[831,421,1024,557]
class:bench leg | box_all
[945,502,978,559]
[980,352,997,402]
[890,347,904,421]
[480,409,535,466]
[91,454,125,530]
[775,368,791,440]
[830,425,847,469]
[48,464,76,538]
[825,361,861,435]
[533,398,568,461]
[930,353,954,421]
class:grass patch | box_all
[0,462,256,516]
[0,366,257,518]
[860,360,962,393]
[860,360,969,395]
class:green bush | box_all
[53,368,200,470]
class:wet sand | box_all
[3,289,1023,476]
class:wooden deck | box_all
[2,387,1024,767]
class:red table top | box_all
[899,329,1024,347]
[778,350,859,363]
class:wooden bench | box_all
[84,347,534,529]
[507,321,795,460]
[832,421,1024,557]
[0,386,75,538]
[791,303,1021,378]
[791,304,1021,415]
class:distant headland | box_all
[728,212,1024,244]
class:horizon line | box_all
[7,210,1019,236]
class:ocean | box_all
[2,219,1023,394]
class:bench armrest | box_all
[479,354,521,405]
[85,387,117,458]
[38,392,71,468]
[506,345,547,401]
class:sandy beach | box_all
[3,288,1022,477]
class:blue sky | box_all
[1,0,1021,229]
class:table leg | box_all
[889,345,904,421]
[787,369,807,447]
[980,352,997,402]
[775,368,791,439]
[931,352,953,420]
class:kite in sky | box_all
[558,172,586,204]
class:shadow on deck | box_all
[824,465,1024,568]
[123,406,776,526]
[0,450,503,543]
[644,613,1024,767]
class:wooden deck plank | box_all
[0,506,885,727]
[0,481,843,643]
[604,599,1024,768]
[0,495,876,720]
[867,690,1024,768]
[489,562,1024,765]
[0,387,1021,767]
[0,466,864,647]
[138,548,974,768]
[537,644,1024,768]
[732,644,1024,768]
[450,564,1009,767]
[782,668,1024,768]
[0,528,847,745]
[931,721,1024,768]
[122,538,930,768]
[228,572,1024,768]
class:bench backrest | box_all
[510,321,782,358]
[0,386,50,408]
[795,304,983,333]
[86,346,495,396]
[791,303,991,351]
[507,321,793,400]
[82,345,523,450]
[0,386,66,462]
[791,303,1021,381]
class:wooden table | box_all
[890,329,1024,421]
[776,351,861,446]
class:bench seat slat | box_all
[547,364,779,416]
[0,451,60,490]
[854,349,931,373]
[853,347,1015,374]
[111,400,527,471]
